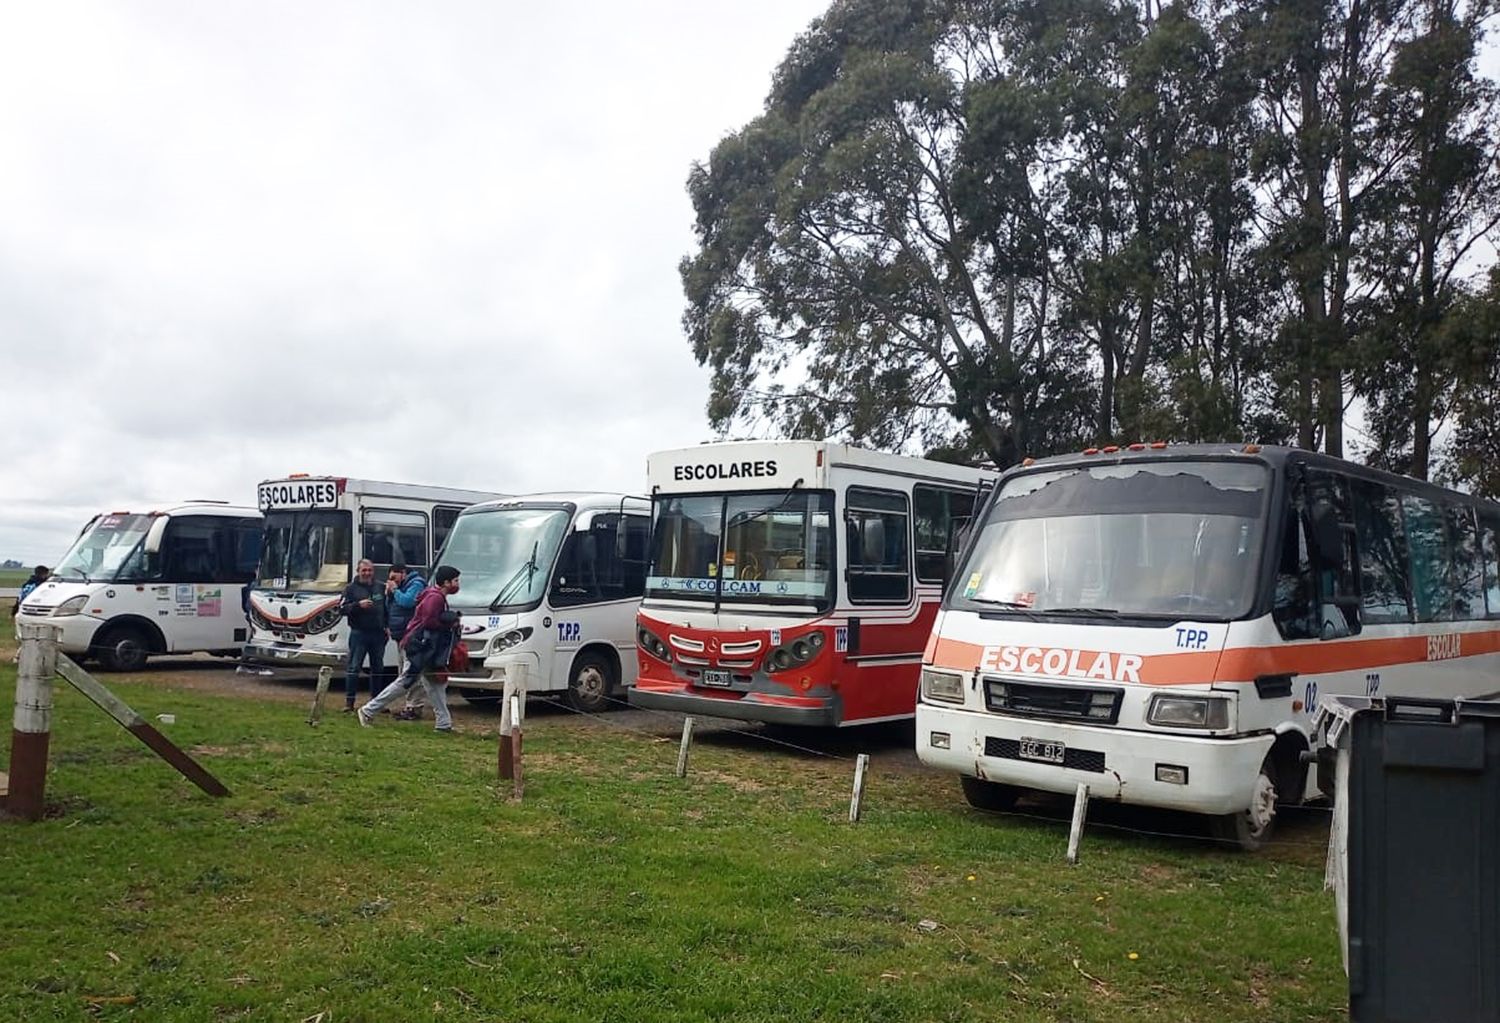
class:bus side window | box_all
[433,506,463,563]
[363,509,429,571]
[227,520,263,582]
[1481,514,1500,618]
[161,516,223,584]
[914,486,975,584]
[1350,479,1412,624]
[1401,494,1456,622]
[846,487,911,603]
[1307,470,1361,638]
[1447,504,1485,621]
[1272,500,1318,641]
[622,515,650,596]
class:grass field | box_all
[0,568,32,587]
[0,644,1346,1022]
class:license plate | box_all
[1018,737,1065,764]
[700,669,733,688]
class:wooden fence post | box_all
[8,622,59,821]
[676,716,695,778]
[308,666,332,726]
[1066,783,1090,864]
[498,663,527,781]
[848,753,870,823]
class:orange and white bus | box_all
[630,440,993,726]
[917,443,1500,848]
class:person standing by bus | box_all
[359,566,461,733]
[385,563,430,721]
[11,565,49,616]
[340,558,387,712]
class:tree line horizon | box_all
[681,0,1500,493]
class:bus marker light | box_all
[1022,457,1035,466]
[1128,443,1145,451]
[1083,448,1099,455]
[799,677,812,691]
[1150,441,1167,449]
[1243,443,1261,453]
[1102,445,1119,454]
[1155,764,1189,785]
[1292,699,1303,712]
[930,731,951,749]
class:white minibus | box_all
[436,493,651,712]
[917,443,1500,848]
[18,502,262,670]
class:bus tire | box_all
[1211,755,1280,852]
[96,625,151,673]
[566,651,614,714]
[960,775,1020,812]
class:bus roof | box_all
[648,439,994,493]
[91,501,261,519]
[1011,443,1500,511]
[256,475,505,505]
[458,492,650,515]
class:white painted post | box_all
[1066,783,1091,864]
[509,694,524,801]
[308,666,332,726]
[498,663,527,781]
[9,622,59,821]
[848,753,870,823]
[676,716,695,778]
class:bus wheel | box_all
[566,652,614,714]
[97,625,150,673]
[1211,756,1279,852]
[960,775,1020,812]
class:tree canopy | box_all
[681,0,1500,491]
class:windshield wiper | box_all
[1045,606,1123,618]
[490,541,540,610]
[61,567,89,583]
[968,597,1041,617]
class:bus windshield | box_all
[439,507,571,610]
[256,510,353,592]
[647,490,835,610]
[53,514,152,583]
[953,460,1269,620]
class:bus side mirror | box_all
[143,516,169,555]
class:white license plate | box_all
[1018,737,1065,764]
[700,669,733,688]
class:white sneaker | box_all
[357,706,374,728]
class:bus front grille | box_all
[985,736,1107,774]
[982,678,1123,725]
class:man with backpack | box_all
[11,565,50,616]
[358,566,462,733]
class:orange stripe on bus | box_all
[928,628,1500,687]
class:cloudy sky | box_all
[0,0,833,562]
[2,5,1497,564]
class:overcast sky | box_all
[0,0,833,563]
[1,5,1496,564]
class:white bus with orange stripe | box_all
[917,444,1500,849]
[630,441,993,726]
[243,475,503,669]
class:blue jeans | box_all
[345,629,387,705]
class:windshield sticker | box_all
[962,573,982,598]
[1011,591,1036,607]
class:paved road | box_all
[0,588,18,600]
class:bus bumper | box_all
[243,639,345,668]
[630,680,840,727]
[915,703,1274,816]
[21,614,103,656]
[460,652,544,691]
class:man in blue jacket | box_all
[385,563,429,720]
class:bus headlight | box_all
[491,627,533,653]
[921,668,965,704]
[52,595,88,617]
[636,626,670,662]
[765,630,825,672]
[1147,694,1230,730]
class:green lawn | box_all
[0,652,1346,1022]
[0,568,32,587]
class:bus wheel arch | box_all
[1268,727,1311,808]
[93,616,164,672]
[566,645,619,713]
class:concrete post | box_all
[8,622,59,821]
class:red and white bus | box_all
[916,443,1500,848]
[629,441,993,726]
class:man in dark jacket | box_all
[340,558,387,712]
[12,565,49,615]
[359,565,461,732]
[385,563,428,720]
